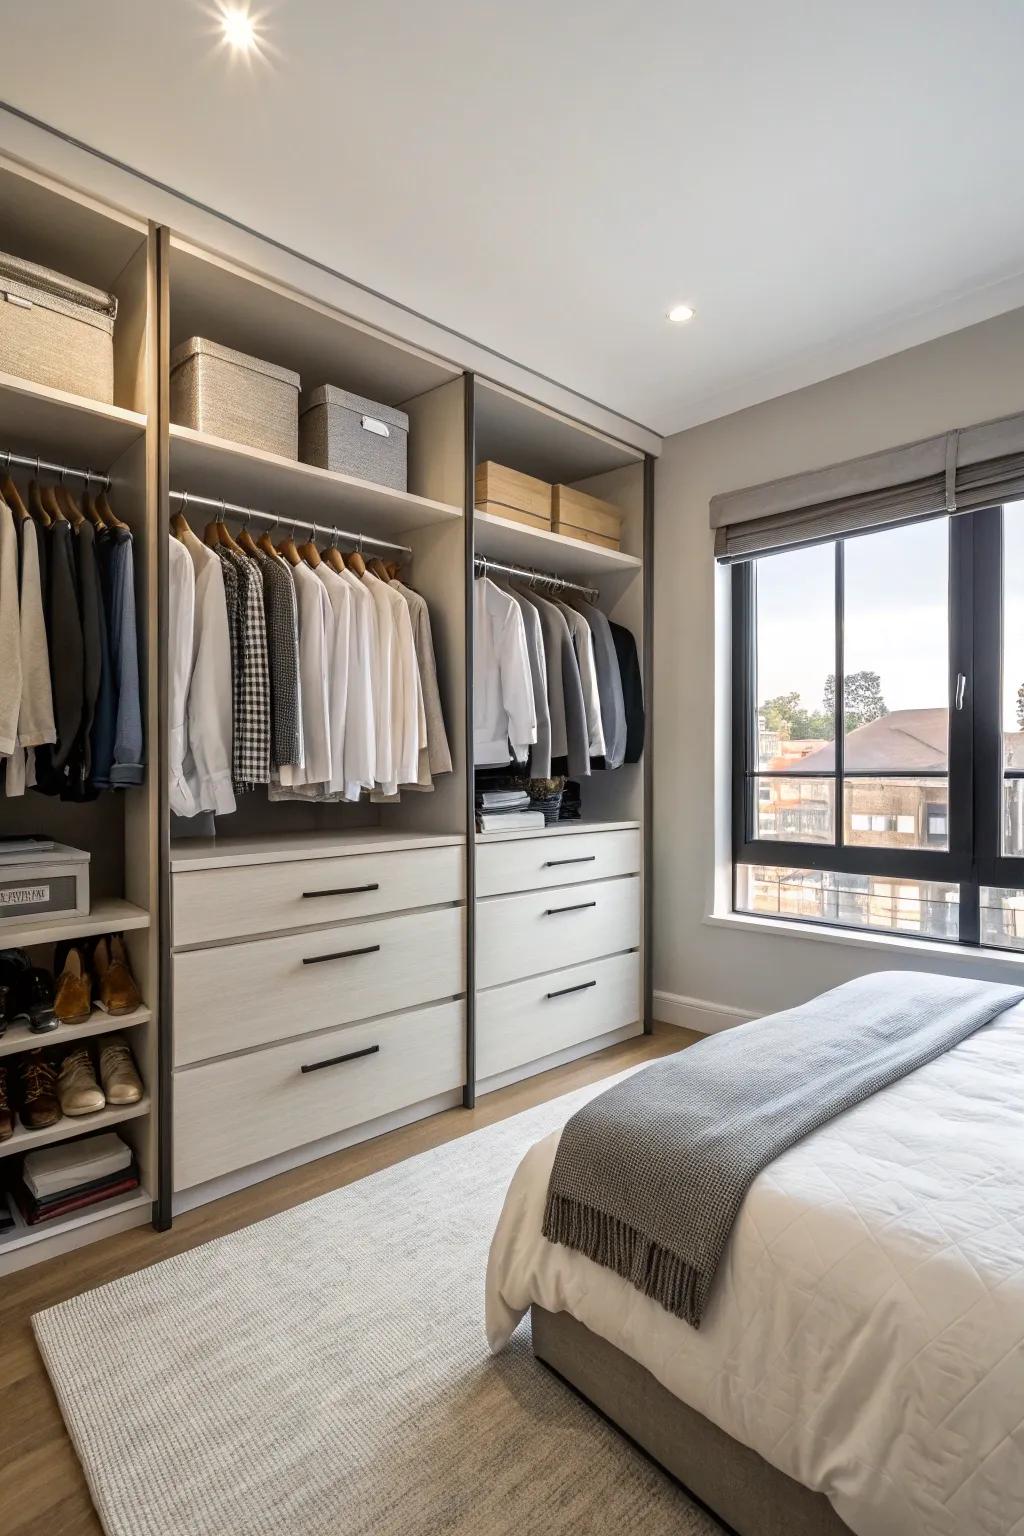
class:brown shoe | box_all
[0,1064,13,1141]
[93,935,142,1016]
[18,1051,61,1130]
[54,945,92,1024]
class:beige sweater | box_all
[0,498,23,757]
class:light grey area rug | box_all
[35,1075,723,1536]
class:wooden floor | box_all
[0,1022,696,1536]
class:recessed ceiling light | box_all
[667,303,695,324]
[221,5,257,50]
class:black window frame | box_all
[731,503,1024,949]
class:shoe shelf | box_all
[0,1005,152,1062]
[0,1095,151,1161]
[0,897,150,952]
[0,1185,151,1257]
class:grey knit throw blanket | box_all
[543,970,1024,1328]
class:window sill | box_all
[704,908,1024,971]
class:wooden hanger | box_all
[277,524,302,566]
[96,488,128,531]
[27,481,52,529]
[237,515,261,557]
[257,527,280,558]
[385,561,401,581]
[324,540,347,574]
[82,490,106,530]
[57,484,86,529]
[1,470,29,524]
[298,522,322,569]
[346,544,366,576]
[367,556,390,580]
[206,515,243,555]
[40,484,67,524]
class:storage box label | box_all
[0,883,50,908]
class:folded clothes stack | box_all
[475,788,545,833]
[16,1132,139,1225]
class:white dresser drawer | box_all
[476,827,640,898]
[172,843,463,947]
[174,1000,464,1190]
[174,905,464,1065]
[476,876,639,989]
[477,952,640,1080]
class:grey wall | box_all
[654,306,1024,1024]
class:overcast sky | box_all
[756,505,1024,734]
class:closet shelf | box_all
[0,1095,151,1161]
[0,1006,151,1062]
[0,1186,151,1256]
[169,424,463,541]
[0,371,146,470]
[474,510,643,579]
[475,819,640,843]
[0,898,150,952]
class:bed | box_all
[486,991,1024,1536]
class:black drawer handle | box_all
[544,901,597,916]
[543,856,596,867]
[301,1044,380,1074]
[302,883,380,898]
[302,943,381,966]
[546,980,597,1000]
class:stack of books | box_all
[17,1133,139,1226]
[475,788,545,833]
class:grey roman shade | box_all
[711,410,1024,561]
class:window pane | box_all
[1003,780,1024,856]
[754,543,835,772]
[753,777,833,842]
[843,520,949,773]
[980,887,1024,952]
[737,865,959,940]
[843,778,948,850]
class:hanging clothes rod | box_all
[474,554,598,603]
[1,449,110,490]
[169,489,413,557]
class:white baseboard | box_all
[653,991,757,1034]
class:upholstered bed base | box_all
[531,1306,854,1536]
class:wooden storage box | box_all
[476,461,551,523]
[552,485,623,550]
[476,500,550,533]
[0,843,90,928]
[170,337,301,459]
[0,251,117,403]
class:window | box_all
[732,502,1024,950]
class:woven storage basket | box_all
[0,251,117,403]
[300,385,408,490]
[170,337,300,459]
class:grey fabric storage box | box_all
[300,386,409,490]
[0,251,117,403]
[170,337,301,459]
[0,843,90,927]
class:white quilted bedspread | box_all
[486,1004,1024,1536]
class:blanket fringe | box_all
[542,1193,706,1328]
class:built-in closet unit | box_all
[0,148,653,1262]
[0,157,160,1273]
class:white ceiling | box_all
[4,0,1024,436]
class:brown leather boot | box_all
[0,1064,13,1142]
[18,1051,61,1130]
[54,946,92,1025]
[93,935,142,1016]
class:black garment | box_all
[33,521,83,795]
[609,622,644,763]
[64,520,104,798]
[89,528,117,791]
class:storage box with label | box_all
[551,485,623,550]
[0,842,90,928]
[0,251,118,403]
[170,337,301,459]
[299,386,409,490]
[475,462,552,530]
